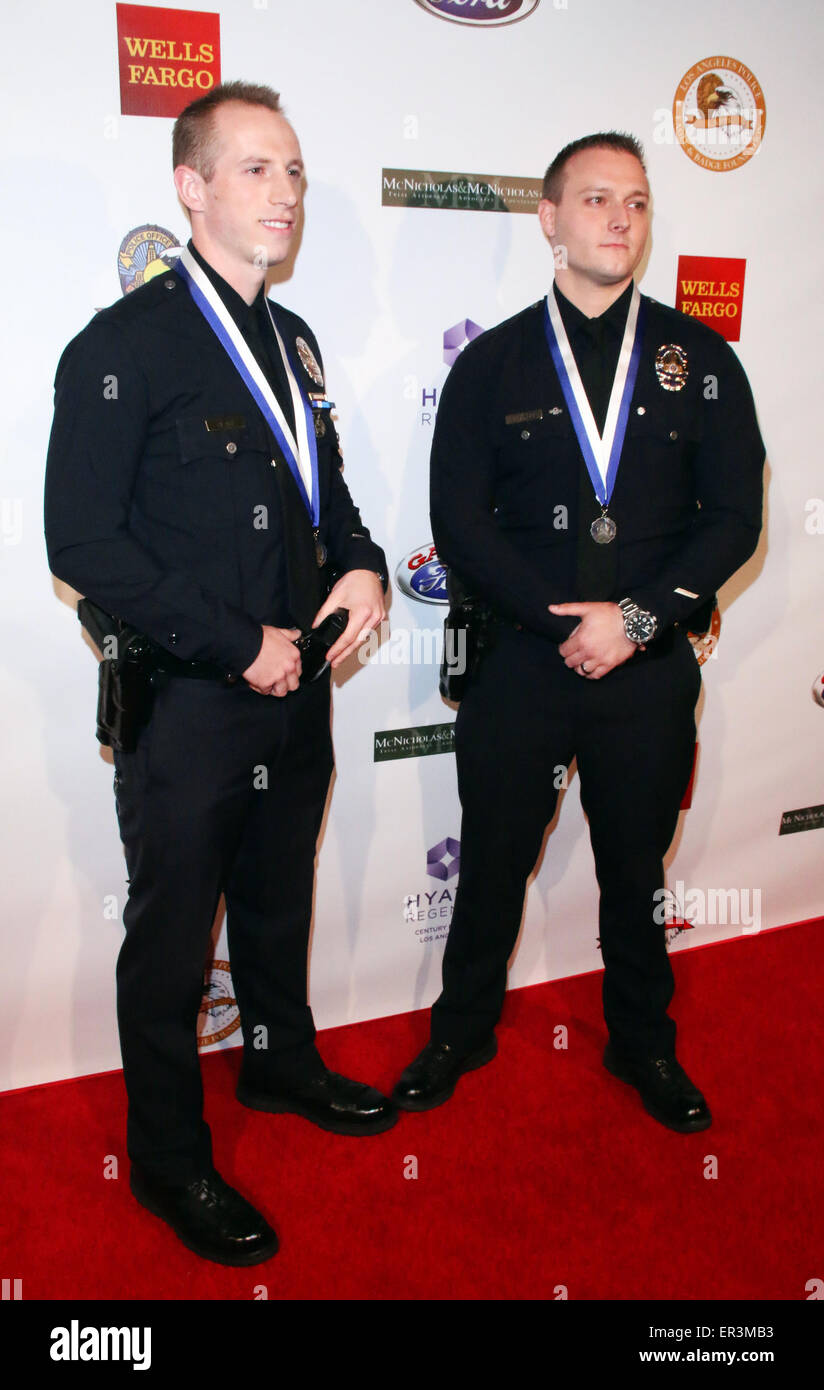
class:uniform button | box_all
[164,278,176,289]
[669,429,678,440]
[521,429,530,440]
[636,406,646,415]
[226,441,237,455]
[168,633,178,646]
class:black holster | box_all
[78,599,157,752]
[439,571,497,702]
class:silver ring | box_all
[580,662,591,675]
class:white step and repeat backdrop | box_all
[2,0,822,1089]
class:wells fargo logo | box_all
[116,3,220,118]
[673,57,765,171]
[675,256,746,342]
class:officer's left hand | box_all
[550,601,639,680]
[314,570,386,669]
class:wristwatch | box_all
[618,597,658,645]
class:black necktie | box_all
[573,318,618,600]
[245,301,321,628]
[245,300,297,439]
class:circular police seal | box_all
[655,344,688,392]
[673,57,766,173]
[197,960,240,1048]
[295,337,324,387]
[118,224,181,296]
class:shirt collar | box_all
[186,240,268,330]
[552,278,634,342]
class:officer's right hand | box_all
[242,626,302,696]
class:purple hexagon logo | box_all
[443,319,484,367]
[427,837,461,880]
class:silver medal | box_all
[590,515,617,544]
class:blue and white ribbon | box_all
[176,246,319,526]
[543,283,645,511]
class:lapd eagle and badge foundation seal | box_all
[295,337,324,387]
[673,56,766,173]
[655,344,688,391]
[197,960,240,1048]
[688,605,721,666]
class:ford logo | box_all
[395,543,449,604]
[413,0,540,26]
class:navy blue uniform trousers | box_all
[113,671,333,1182]
[431,623,701,1060]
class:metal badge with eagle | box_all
[295,336,324,388]
[655,344,688,392]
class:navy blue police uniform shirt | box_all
[553,279,631,604]
[430,282,765,644]
[45,241,386,673]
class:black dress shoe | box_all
[236,1067,398,1136]
[603,1042,712,1133]
[392,1037,498,1111]
[130,1166,278,1266]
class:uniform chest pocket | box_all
[154,415,275,530]
[626,402,702,452]
[502,408,574,446]
[619,403,702,511]
[175,413,273,465]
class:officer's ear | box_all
[538,198,557,241]
[174,164,207,215]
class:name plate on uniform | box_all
[505,409,543,425]
[204,415,247,432]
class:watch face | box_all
[626,610,656,643]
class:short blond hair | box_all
[172,80,282,181]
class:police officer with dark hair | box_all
[45,84,394,1267]
[392,132,764,1131]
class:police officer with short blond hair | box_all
[46,82,394,1266]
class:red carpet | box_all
[1,919,821,1301]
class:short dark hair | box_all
[172,80,282,181]
[541,131,646,203]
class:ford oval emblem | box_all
[395,543,449,604]
[413,0,540,26]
